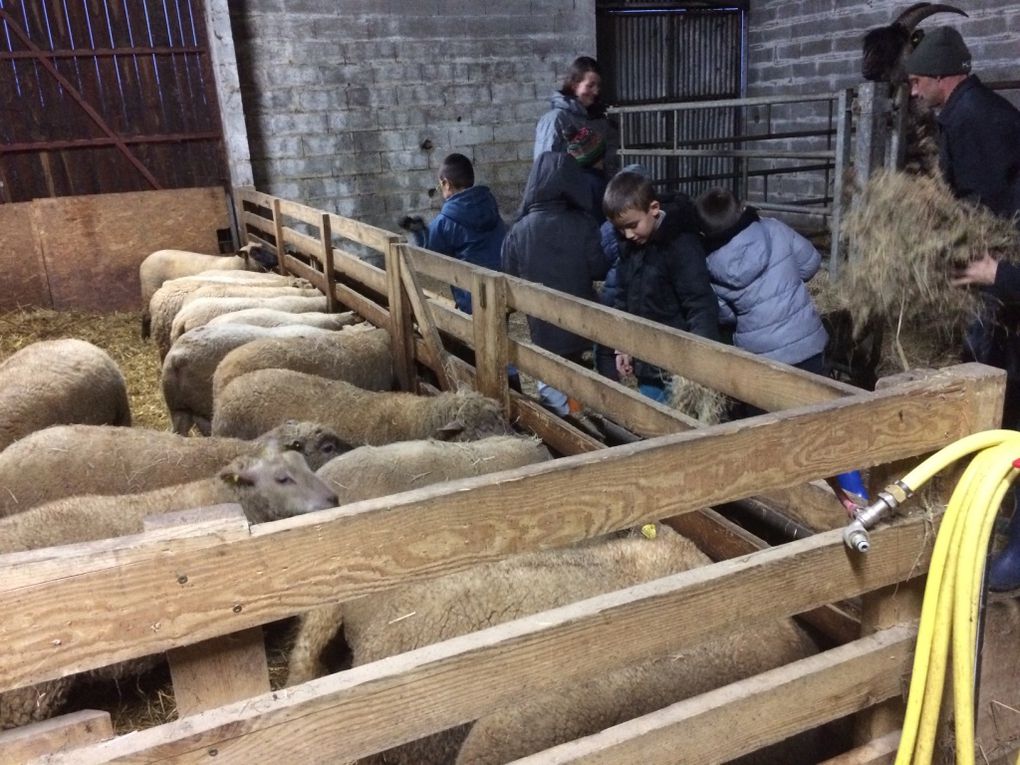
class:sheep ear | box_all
[219,464,256,487]
[434,419,465,441]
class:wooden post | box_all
[471,272,510,415]
[854,365,1006,747]
[385,240,416,392]
[829,88,854,276]
[143,505,271,717]
[271,197,288,276]
[319,213,338,313]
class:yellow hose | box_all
[889,430,1020,765]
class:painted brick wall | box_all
[230,0,595,229]
[748,0,1019,97]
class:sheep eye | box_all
[321,442,336,454]
[288,440,302,450]
[276,474,295,485]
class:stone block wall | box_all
[229,0,596,229]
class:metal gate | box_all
[0,0,227,203]
[596,0,747,193]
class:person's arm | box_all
[672,235,721,342]
[534,111,567,160]
[500,228,520,277]
[583,224,611,282]
[716,295,736,327]
[786,224,822,282]
[952,251,1020,301]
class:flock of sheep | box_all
[0,248,825,763]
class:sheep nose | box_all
[327,493,339,506]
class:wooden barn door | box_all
[0,0,228,202]
[596,0,747,196]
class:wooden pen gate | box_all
[1,187,1017,764]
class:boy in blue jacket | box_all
[409,153,507,314]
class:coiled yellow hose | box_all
[891,430,1020,765]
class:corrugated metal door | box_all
[597,1,747,194]
[0,0,227,203]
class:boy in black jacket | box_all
[603,171,720,401]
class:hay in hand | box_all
[840,170,1018,372]
[667,375,728,425]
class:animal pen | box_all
[1,187,1018,764]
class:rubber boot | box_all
[987,510,1020,592]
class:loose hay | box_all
[839,170,1019,373]
[0,308,169,430]
[667,374,728,425]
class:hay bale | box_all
[839,170,1019,373]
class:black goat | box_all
[862,3,968,83]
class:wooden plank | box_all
[240,211,274,240]
[326,212,398,253]
[234,187,277,212]
[667,509,860,645]
[472,272,511,414]
[505,276,858,411]
[143,507,271,718]
[513,340,700,435]
[398,253,452,391]
[509,625,915,765]
[819,731,900,764]
[385,243,416,392]
[511,393,604,455]
[0,710,112,763]
[278,254,325,293]
[331,246,388,294]
[277,198,325,228]
[0,364,996,693]
[31,187,227,311]
[46,525,927,765]
[400,241,471,290]
[0,200,51,310]
[281,253,389,329]
[279,227,323,265]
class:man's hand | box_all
[398,215,426,233]
[615,352,633,377]
[951,251,1000,287]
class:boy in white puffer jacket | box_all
[695,187,828,374]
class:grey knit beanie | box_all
[904,26,972,77]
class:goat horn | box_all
[896,3,969,32]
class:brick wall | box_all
[230,0,595,229]
[748,0,1018,97]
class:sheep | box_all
[162,322,339,435]
[205,307,360,331]
[170,296,353,345]
[141,265,304,339]
[211,326,394,404]
[139,249,256,336]
[0,446,338,730]
[149,278,323,358]
[212,369,511,444]
[861,3,966,83]
[0,420,347,517]
[284,436,552,688]
[0,339,130,452]
[287,526,817,765]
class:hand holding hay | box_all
[840,170,1019,372]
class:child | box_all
[694,187,827,374]
[502,151,611,415]
[413,153,507,314]
[603,171,720,402]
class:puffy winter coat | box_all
[502,152,611,356]
[533,92,619,172]
[426,185,507,313]
[705,213,827,365]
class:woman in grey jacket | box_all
[695,188,828,373]
[533,56,618,172]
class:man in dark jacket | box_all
[502,151,611,414]
[423,153,507,314]
[603,171,720,402]
[908,28,1020,591]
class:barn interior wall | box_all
[744,0,1019,208]
[228,0,597,229]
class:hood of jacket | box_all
[707,219,773,290]
[548,91,590,119]
[519,151,591,217]
[440,185,503,232]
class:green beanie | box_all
[904,26,972,78]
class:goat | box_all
[862,3,967,83]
